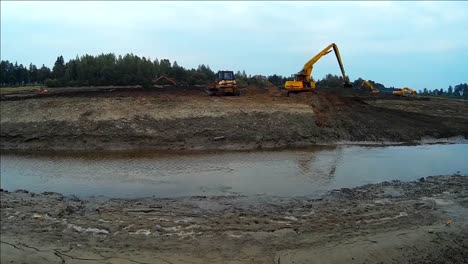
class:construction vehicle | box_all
[393,87,417,97]
[284,43,352,95]
[35,87,49,94]
[360,80,380,95]
[208,70,240,96]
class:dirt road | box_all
[1,86,467,151]
[1,175,467,263]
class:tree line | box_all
[0,54,217,87]
[1,54,466,99]
[0,61,51,86]
[418,84,468,97]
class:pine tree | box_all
[52,55,66,79]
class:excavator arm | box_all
[285,43,352,93]
[298,43,350,85]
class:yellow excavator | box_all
[393,87,417,97]
[284,43,352,95]
[360,80,380,95]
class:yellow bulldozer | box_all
[207,70,240,96]
[284,43,352,95]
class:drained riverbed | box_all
[1,143,467,198]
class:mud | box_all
[367,97,468,119]
[1,86,467,151]
[1,175,467,263]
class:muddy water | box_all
[1,144,467,198]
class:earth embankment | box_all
[1,86,467,150]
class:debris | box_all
[175,230,202,238]
[163,226,180,232]
[360,212,408,224]
[301,211,316,217]
[148,217,170,221]
[174,218,193,224]
[32,213,43,219]
[421,197,454,205]
[68,224,86,232]
[213,136,226,141]
[227,233,243,238]
[85,227,110,235]
[184,224,201,229]
[130,229,151,236]
[269,219,292,225]
[284,216,298,221]
[123,224,135,230]
[44,214,58,222]
[67,224,109,235]
[124,208,159,213]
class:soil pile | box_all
[309,94,468,142]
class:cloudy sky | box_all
[1,1,467,89]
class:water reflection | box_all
[294,147,343,186]
[1,144,467,198]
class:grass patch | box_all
[0,86,44,93]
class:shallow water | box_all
[1,144,467,198]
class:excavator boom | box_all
[285,43,351,94]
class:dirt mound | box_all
[309,93,468,142]
[309,93,360,127]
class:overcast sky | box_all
[1,1,467,90]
